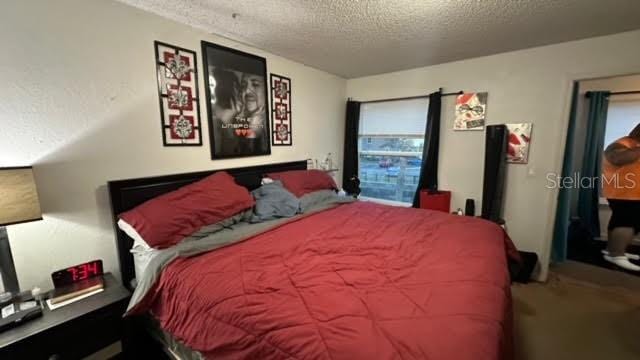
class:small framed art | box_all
[270,74,292,146]
[454,92,487,131]
[506,123,533,164]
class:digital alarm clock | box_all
[51,260,104,288]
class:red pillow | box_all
[266,170,337,197]
[119,171,254,249]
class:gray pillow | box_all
[250,181,301,222]
[299,189,344,213]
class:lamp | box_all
[0,167,42,295]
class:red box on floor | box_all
[419,190,451,213]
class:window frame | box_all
[356,101,429,204]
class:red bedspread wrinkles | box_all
[146,201,516,359]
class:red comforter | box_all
[144,202,517,359]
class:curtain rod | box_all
[358,89,463,104]
[585,90,640,98]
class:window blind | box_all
[359,98,429,136]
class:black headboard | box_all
[107,160,307,290]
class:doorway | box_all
[553,74,640,275]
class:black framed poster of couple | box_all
[202,41,271,159]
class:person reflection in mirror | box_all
[602,122,640,271]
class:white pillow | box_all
[130,240,159,282]
[118,218,147,245]
[118,219,158,281]
[261,177,274,185]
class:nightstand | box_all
[0,273,130,359]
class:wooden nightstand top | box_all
[0,273,130,348]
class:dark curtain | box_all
[342,100,361,194]
[552,83,579,262]
[577,91,609,238]
[412,91,443,208]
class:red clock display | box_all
[51,260,104,288]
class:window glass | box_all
[604,99,640,147]
[358,98,429,203]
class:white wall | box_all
[346,30,640,280]
[0,0,346,290]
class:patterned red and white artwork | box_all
[506,123,532,164]
[454,92,487,131]
[155,41,202,146]
[270,74,292,146]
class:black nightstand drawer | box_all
[0,274,131,360]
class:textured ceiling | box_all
[119,0,640,78]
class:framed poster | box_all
[154,41,202,146]
[454,92,487,131]
[201,41,271,159]
[270,74,292,146]
[506,123,533,164]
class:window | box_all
[358,98,429,204]
[604,98,640,147]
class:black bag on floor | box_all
[509,251,538,283]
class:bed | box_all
[108,160,518,360]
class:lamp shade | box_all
[0,167,42,226]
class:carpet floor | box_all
[512,261,640,360]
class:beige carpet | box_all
[513,261,640,360]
